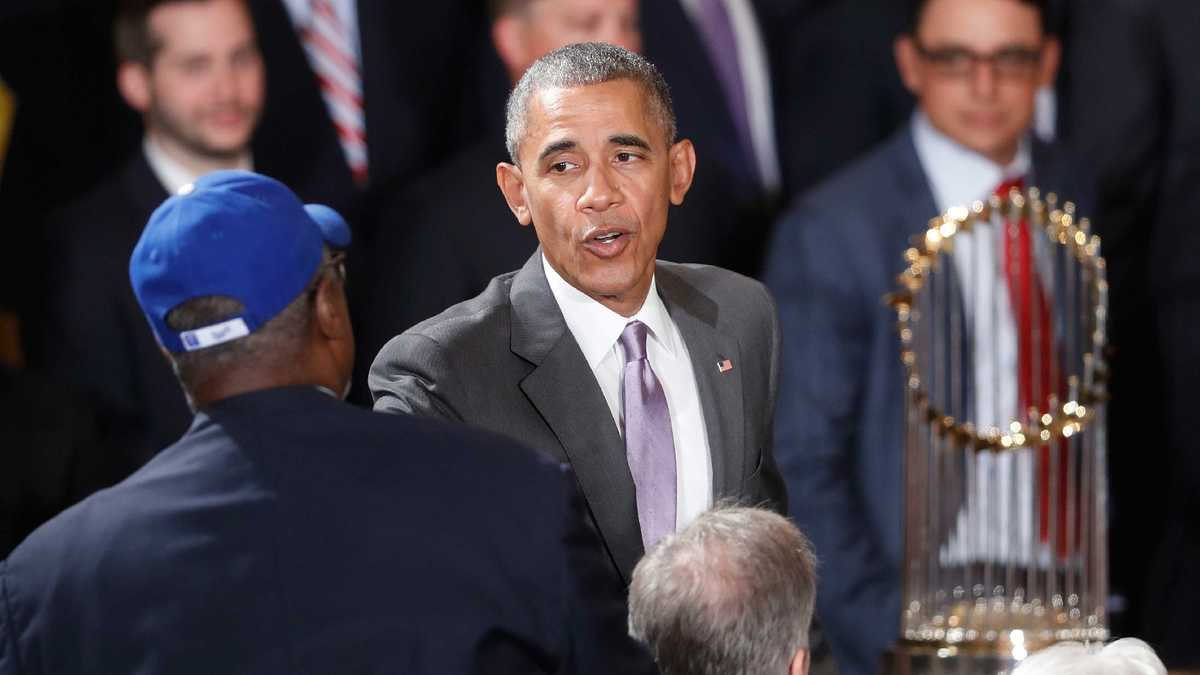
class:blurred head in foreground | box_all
[628,505,818,675]
[1013,638,1167,675]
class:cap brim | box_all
[304,203,352,249]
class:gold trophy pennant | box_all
[885,188,1109,674]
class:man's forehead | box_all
[917,0,1043,45]
[528,0,634,19]
[149,0,254,52]
[525,81,655,137]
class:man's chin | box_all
[190,136,254,162]
[955,131,1021,164]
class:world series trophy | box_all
[884,188,1110,674]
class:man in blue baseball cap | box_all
[0,171,657,675]
[130,169,356,410]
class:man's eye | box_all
[932,50,970,67]
[181,59,208,74]
[615,152,636,162]
[550,161,574,173]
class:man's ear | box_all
[668,139,696,206]
[313,274,351,341]
[1038,36,1061,88]
[788,647,810,675]
[496,162,533,227]
[117,61,152,113]
[894,35,922,94]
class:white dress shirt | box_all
[542,255,713,532]
[679,0,781,193]
[143,136,252,195]
[912,112,1036,565]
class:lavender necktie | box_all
[619,320,678,549]
[694,0,759,186]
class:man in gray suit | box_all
[369,42,786,588]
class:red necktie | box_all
[301,0,368,185]
[995,178,1065,553]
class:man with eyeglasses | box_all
[763,1,1094,673]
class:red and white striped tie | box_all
[301,0,368,184]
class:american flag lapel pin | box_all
[717,358,733,373]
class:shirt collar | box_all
[143,135,253,196]
[911,111,1031,214]
[541,253,677,371]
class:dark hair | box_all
[114,0,244,64]
[504,42,676,164]
[907,0,1051,34]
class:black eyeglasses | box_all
[324,251,348,282]
[306,250,348,301]
[914,41,1043,79]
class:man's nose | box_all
[578,164,621,212]
[968,58,1000,99]
[212,64,237,100]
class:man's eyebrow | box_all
[609,134,651,151]
[538,140,577,162]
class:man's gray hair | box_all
[1011,638,1166,675]
[628,504,818,675]
[504,41,677,164]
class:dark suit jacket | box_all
[370,252,787,585]
[359,138,537,370]
[0,366,104,559]
[1050,0,1172,641]
[1143,0,1200,668]
[772,0,913,196]
[764,126,1091,675]
[41,153,190,471]
[0,386,656,675]
[641,0,785,276]
[247,0,485,228]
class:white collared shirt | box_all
[679,0,781,193]
[542,255,713,532]
[912,112,1036,565]
[142,136,252,195]
[912,111,1028,432]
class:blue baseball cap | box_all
[130,170,351,354]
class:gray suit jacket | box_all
[369,251,787,584]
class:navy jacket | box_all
[0,387,655,675]
[764,126,1092,675]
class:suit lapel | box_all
[509,253,644,581]
[888,127,941,240]
[655,266,746,501]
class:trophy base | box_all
[883,642,1020,675]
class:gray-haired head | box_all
[1011,638,1167,675]
[628,505,818,675]
[504,41,676,164]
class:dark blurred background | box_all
[0,0,1196,671]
